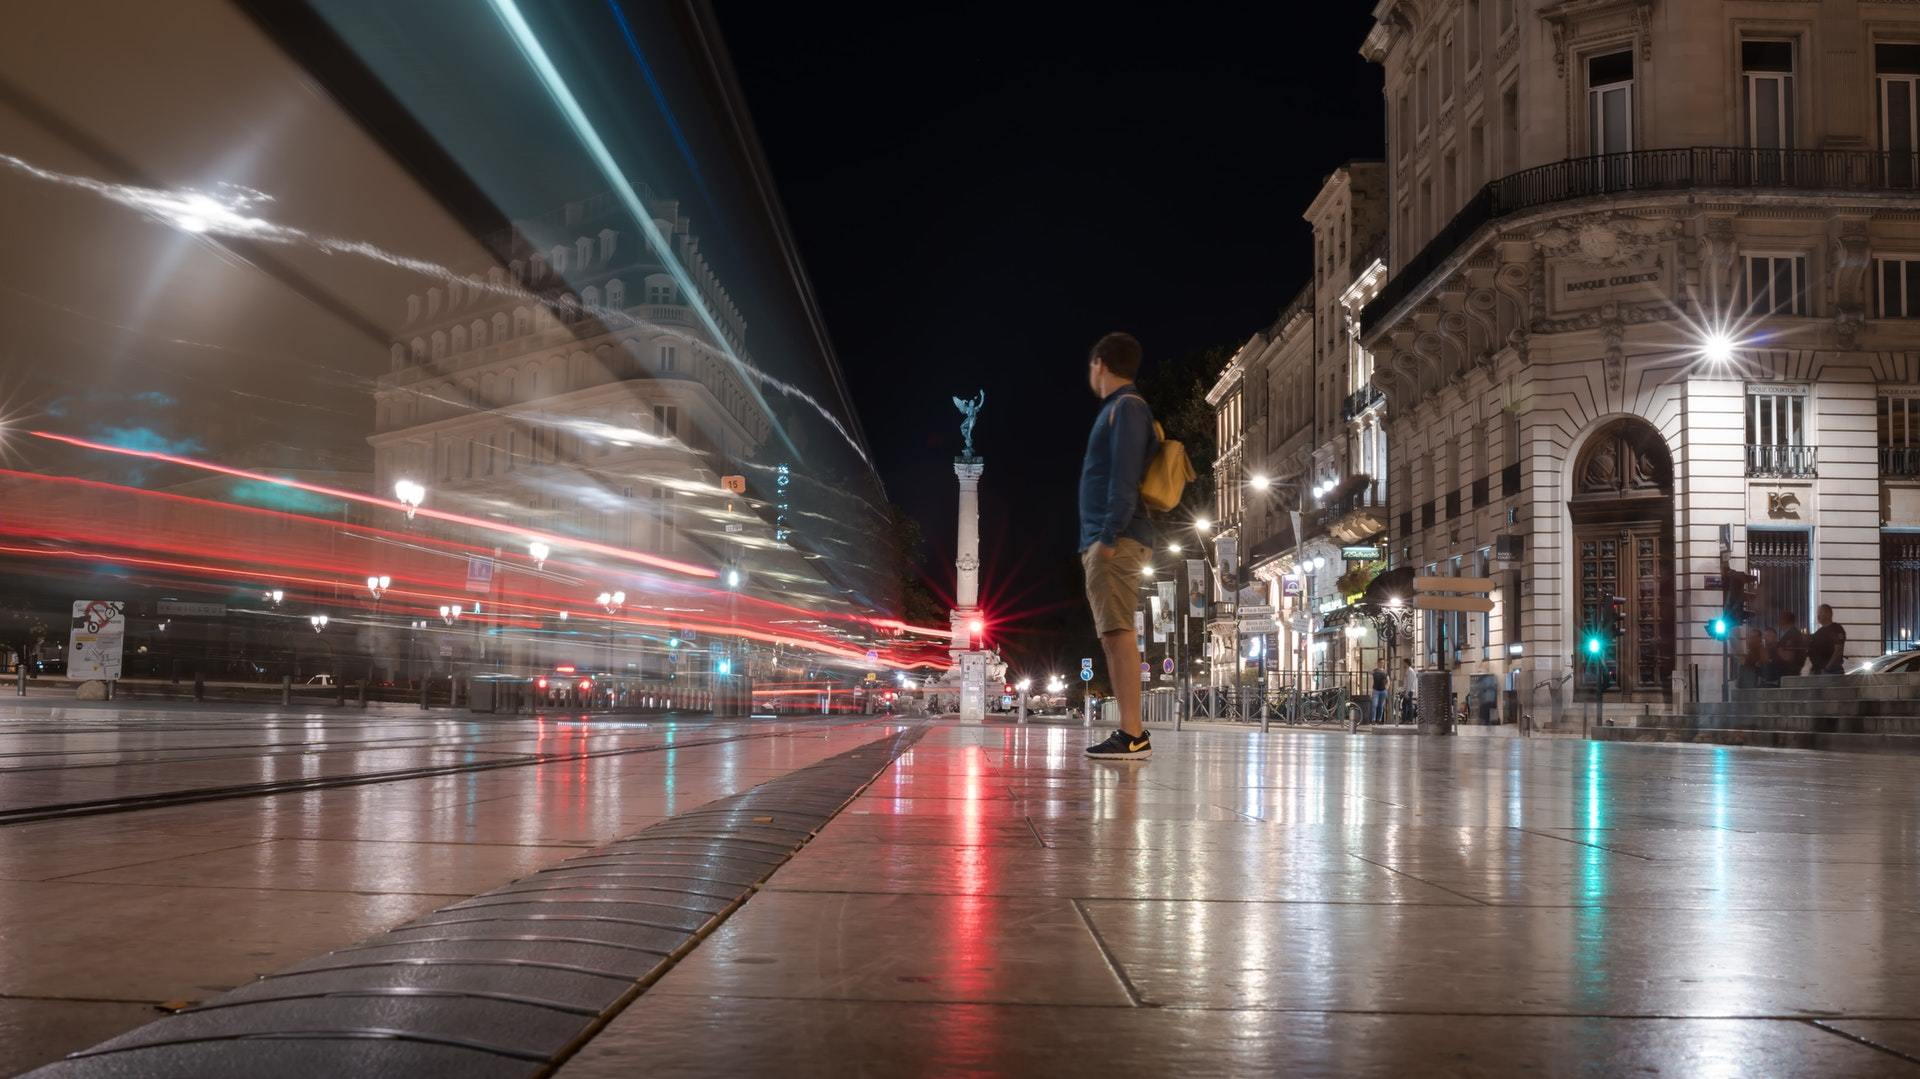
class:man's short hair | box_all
[1090,332,1142,379]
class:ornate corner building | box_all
[1359,0,1920,704]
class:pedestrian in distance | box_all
[1775,610,1810,682]
[1808,603,1847,675]
[1760,627,1782,687]
[1370,657,1389,725]
[1081,332,1159,760]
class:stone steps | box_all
[1592,724,1920,755]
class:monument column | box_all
[950,457,987,720]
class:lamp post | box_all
[394,479,425,521]
[528,541,550,572]
[309,613,328,633]
[596,591,625,696]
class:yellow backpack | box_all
[1140,420,1197,513]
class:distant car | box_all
[1847,650,1920,676]
[304,674,336,687]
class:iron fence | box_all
[1746,443,1818,478]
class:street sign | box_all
[1412,575,1495,593]
[721,475,747,494]
[1238,619,1280,633]
[1411,595,1496,613]
[1341,546,1382,560]
[157,601,225,618]
[1079,668,1093,681]
[1705,573,1724,590]
[1161,657,1174,674]
[1238,605,1274,618]
[1080,657,1093,670]
[465,555,495,594]
[1139,661,1150,683]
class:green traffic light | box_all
[1707,616,1730,640]
[1584,635,1603,656]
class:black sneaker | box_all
[1085,728,1152,760]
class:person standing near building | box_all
[1080,332,1158,760]
[1808,604,1848,675]
[1370,657,1389,725]
[1774,612,1810,682]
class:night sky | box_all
[718,6,1384,672]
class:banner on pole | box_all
[68,600,125,681]
[1149,596,1166,643]
[1186,559,1207,617]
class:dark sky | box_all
[718,6,1385,672]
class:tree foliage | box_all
[886,505,947,626]
[1135,343,1235,516]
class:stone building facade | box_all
[1360,0,1920,712]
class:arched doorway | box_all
[1570,418,1675,702]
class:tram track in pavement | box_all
[0,714,884,828]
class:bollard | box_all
[15,666,25,696]
[357,679,368,709]
[1416,671,1453,736]
[281,674,292,707]
[335,679,346,707]
[193,670,205,701]
[419,680,430,710]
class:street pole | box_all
[1175,560,1188,731]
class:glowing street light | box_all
[439,604,462,626]
[1168,542,1183,554]
[365,575,390,600]
[263,589,284,607]
[1140,565,1155,579]
[725,568,742,590]
[1195,518,1212,534]
[1700,332,1736,366]
[1016,678,1032,692]
[597,590,626,615]
[308,613,329,633]
[557,610,569,622]
[393,478,426,520]
[528,541,550,571]
[1249,474,1270,491]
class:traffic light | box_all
[1706,613,1732,640]
[1723,566,1758,626]
[1583,631,1605,658]
[1608,595,1628,639]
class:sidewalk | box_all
[561,721,1920,1076]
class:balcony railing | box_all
[1341,385,1385,422]
[1747,443,1818,479]
[1362,147,1920,334]
[1884,446,1920,478]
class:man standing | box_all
[1080,332,1158,760]
[1370,657,1389,725]
[1774,611,1810,682]
[1808,603,1847,675]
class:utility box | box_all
[1417,671,1453,735]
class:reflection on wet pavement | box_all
[566,723,1920,1077]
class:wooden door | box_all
[1576,523,1674,697]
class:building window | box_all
[1746,387,1815,477]
[606,279,626,307]
[1748,528,1811,632]
[1587,51,1635,157]
[1876,257,1920,317]
[1419,62,1433,131]
[647,283,673,305]
[1743,40,1796,149]
[1501,85,1520,174]
[654,405,679,438]
[1878,44,1920,185]
[1466,0,1482,71]
[1880,393,1920,476]
[659,345,678,372]
[1441,33,1456,105]
[1884,533,1920,653]
[1469,122,1486,188]
[1397,92,1412,158]
[1740,253,1809,316]
[1499,0,1514,34]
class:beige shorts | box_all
[1082,537,1151,636]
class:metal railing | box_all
[1342,385,1385,421]
[1363,146,1920,333]
[1882,445,1920,478]
[1746,443,1818,478]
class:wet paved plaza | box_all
[5,705,1920,1075]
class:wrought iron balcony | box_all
[1363,146,1920,334]
[1341,385,1385,422]
[1747,443,1818,479]
[1884,446,1920,478]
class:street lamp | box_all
[393,479,426,521]
[1168,542,1183,554]
[366,575,390,600]
[1250,474,1270,491]
[1195,518,1212,534]
[528,541,550,571]
[309,613,329,633]
[439,604,461,626]
[597,590,625,615]
[263,589,284,607]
